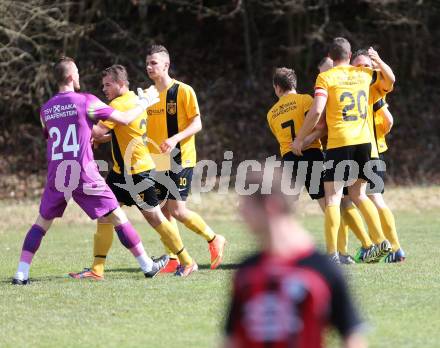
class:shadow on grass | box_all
[105,262,241,274]
[193,263,241,270]
[106,268,139,273]
[1,263,242,284]
[1,274,73,285]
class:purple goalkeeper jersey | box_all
[40,91,113,182]
[38,91,119,220]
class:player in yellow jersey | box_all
[68,65,197,279]
[292,37,393,263]
[268,67,371,266]
[267,67,326,209]
[316,58,377,265]
[351,50,405,263]
[143,45,226,274]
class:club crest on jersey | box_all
[167,101,177,115]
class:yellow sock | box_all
[378,207,401,252]
[161,218,178,259]
[342,206,373,248]
[91,223,114,276]
[154,220,192,266]
[161,238,178,259]
[176,248,192,267]
[182,212,215,242]
[324,205,340,254]
[357,199,385,244]
[337,217,349,255]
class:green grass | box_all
[1,192,440,347]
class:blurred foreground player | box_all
[12,57,168,285]
[224,170,367,348]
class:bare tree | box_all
[0,0,87,124]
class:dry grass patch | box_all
[1,185,439,231]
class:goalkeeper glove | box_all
[137,86,160,109]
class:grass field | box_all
[1,187,440,347]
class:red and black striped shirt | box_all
[225,249,363,348]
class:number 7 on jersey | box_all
[281,120,296,141]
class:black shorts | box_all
[324,143,372,182]
[282,149,325,200]
[106,170,159,209]
[366,153,386,194]
[322,150,349,195]
[153,167,193,201]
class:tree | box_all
[0,0,89,124]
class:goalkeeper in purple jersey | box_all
[12,57,168,285]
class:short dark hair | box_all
[54,56,75,86]
[351,49,369,64]
[101,64,129,86]
[328,37,351,61]
[146,44,170,58]
[273,67,297,92]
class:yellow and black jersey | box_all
[100,91,155,175]
[315,65,379,150]
[146,79,200,171]
[374,105,389,154]
[370,83,392,154]
[367,86,390,158]
[267,93,321,157]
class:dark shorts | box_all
[153,167,193,201]
[106,170,159,209]
[366,153,386,194]
[322,150,349,196]
[324,143,372,182]
[282,149,325,200]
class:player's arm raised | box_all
[292,91,327,155]
[377,106,394,135]
[368,47,395,92]
[109,87,159,125]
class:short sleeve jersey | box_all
[100,91,155,174]
[146,79,200,171]
[367,86,389,158]
[40,91,114,183]
[369,84,391,154]
[315,65,377,149]
[225,250,364,347]
[267,93,321,157]
[374,106,389,153]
